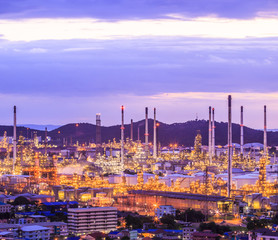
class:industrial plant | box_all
[0,95,277,239]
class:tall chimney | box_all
[153,108,157,159]
[212,108,215,158]
[130,119,133,141]
[264,105,267,155]
[137,125,140,142]
[240,106,244,156]
[45,127,48,156]
[13,106,17,175]
[96,113,101,155]
[121,106,125,169]
[208,106,212,164]
[145,107,149,156]
[227,95,232,198]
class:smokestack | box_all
[264,105,267,155]
[208,106,212,164]
[145,107,149,156]
[130,119,133,141]
[227,95,232,198]
[13,106,16,175]
[212,108,215,158]
[45,127,47,156]
[153,108,157,159]
[96,113,101,155]
[121,106,125,169]
[137,125,140,142]
[240,106,244,156]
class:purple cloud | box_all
[0,37,278,98]
[0,0,278,20]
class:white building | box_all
[129,230,138,240]
[38,222,68,237]
[0,202,11,213]
[183,226,196,240]
[155,205,176,218]
[19,225,50,240]
[68,207,117,235]
[249,229,278,240]
[0,222,67,238]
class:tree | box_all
[246,217,269,230]
[176,208,205,222]
[125,215,143,229]
[272,214,278,224]
[125,214,153,229]
[13,196,30,205]
[49,212,67,223]
[160,214,177,229]
[199,222,231,235]
[121,237,130,240]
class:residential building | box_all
[0,222,67,238]
[18,225,50,240]
[155,205,176,218]
[192,231,220,240]
[0,202,11,213]
[249,228,278,240]
[68,207,117,235]
[183,226,196,240]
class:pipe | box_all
[208,106,212,164]
[45,127,47,156]
[212,108,215,158]
[130,119,133,141]
[227,95,232,198]
[121,105,124,169]
[13,106,16,175]
[145,107,149,157]
[96,113,101,155]
[240,106,244,156]
[264,105,267,155]
[153,108,157,159]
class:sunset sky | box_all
[0,0,278,129]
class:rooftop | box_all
[254,228,278,236]
[68,207,117,212]
[21,225,50,232]
[129,190,228,202]
[42,201,78,206]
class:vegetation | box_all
[160,214,177,229]
[245,215,278,230]
[49,212,67,222]
[0,212,14,219]
[199,222,231,235]
[176,209,205,222]
[13,196,30,205]
[125,214,153,229]
[121,237,130,240]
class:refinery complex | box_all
[0,95,277,239]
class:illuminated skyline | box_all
[0,0,278,128]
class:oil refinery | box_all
[0,96,277,239]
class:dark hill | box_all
[0,120,277,147]
[46,120,277,147]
